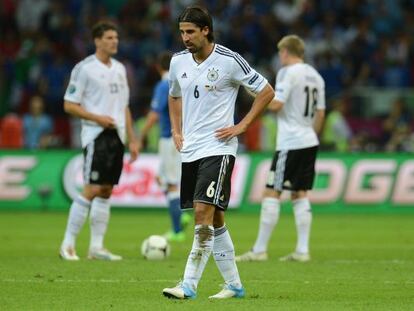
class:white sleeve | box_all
[317,77,326,110]
[230,53,268,94]
[274,68,294,103]
[64,64,88,104]
[122,65,130,105]
[168,57,181,97]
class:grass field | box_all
[0,211,413,310]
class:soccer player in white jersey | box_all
[236,35,325,263]
[162,6,274,299]
[59,21,139,261]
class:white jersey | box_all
[274,63,325,150]
[64,54,130,148]
[169,44,268,162]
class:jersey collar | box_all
[191,43,216,66]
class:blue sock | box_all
[167,191,182,233]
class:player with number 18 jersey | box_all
[274,63,325,151]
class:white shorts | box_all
[158,137,181,190]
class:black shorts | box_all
[266,146,318,191]
[83,129,124,185]
[181,155,235,210]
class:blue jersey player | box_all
[138,51,190,242]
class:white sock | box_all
[213,225,242,289]
[252,197,280,253]
[293,198,312,254]
[183,225,214,292]
[89,197,110,251]
[62,195,90,248]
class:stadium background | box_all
[1,0,414,212]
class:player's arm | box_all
[268,68,292,114]
[138,82,163,151]
[138,110,159,145]
[64,101,115,128]
[125,106,139,163]
[268,97,284,112]
[313,109,325,135]
[168,95,183,151]
[313,78,326,135]
[215,83,274,140]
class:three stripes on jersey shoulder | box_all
[215,45,251,75]
[171,45,252,76]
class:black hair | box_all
[178,6,214,42]
[92,21,118,39]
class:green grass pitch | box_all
[0,210,413,310]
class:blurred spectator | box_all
[0,111,23,148]
[385,123,413,152]
[22,95,53,149]
[381,97,412,151]
[272,0,304,26]
[16,0,50,33]
[321,98,352,152]
[1,0,414,151]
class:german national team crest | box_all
[207,68,219,82]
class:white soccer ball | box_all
[141,235,170,260]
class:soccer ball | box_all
[141,235,170,260]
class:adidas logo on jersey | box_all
[181,72,187,78]
[283,180,292,188]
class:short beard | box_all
[188,45,199,54]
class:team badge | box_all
[207,68,219,82]
[91,171,99,181]
[67,84,76,94]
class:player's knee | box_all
[213,209,225,228]
[82,186,99,201]
[194,203,215,225]
[97,186,113,199]
[291,191,307,200]
[194,211,210,225]
[167,184,178,193]
[263,187,280,199]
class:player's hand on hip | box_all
[215,124,244,141]
[172,132,183,151]
[96,115,116,128]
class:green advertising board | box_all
[0,150,78,211]
[244,152,414,213]
[0,150,413,213]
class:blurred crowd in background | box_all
[1,0,414,152]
